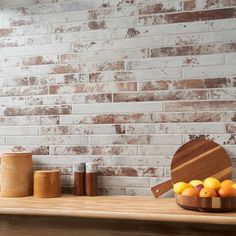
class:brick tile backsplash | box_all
[0,0,235,196]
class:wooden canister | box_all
[34,170,61,198]
[1,152,33,197]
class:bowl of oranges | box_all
[174,177,236,212]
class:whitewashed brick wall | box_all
[0,0,235,195]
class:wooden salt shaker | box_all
[1,152,33,197]
[34,170,61,198]
[74,163,85,196]
[85,163,98,196]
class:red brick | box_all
[12,146,49,155]
[113,90,208,102]
[165,100,236,112]
[150,43,236,58]
[0,29,14,37]
[226,123,236,133]
[99,167,162,177]
[139,3,181,15]
[4,105,72,116]
[139,8,236,25]
[140,78,234,91]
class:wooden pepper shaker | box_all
[73,163,85,196]
[85,163,98,196]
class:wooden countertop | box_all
[0,195,235,225]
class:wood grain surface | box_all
[0,195,235,225]
[0,152,33,197]
[151,140,232,197]
[34,170,61,198]
[175,194,236,212]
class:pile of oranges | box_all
[173,177,236,198]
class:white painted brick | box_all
[28,0,135,15]
[112,155,171,166]
[0,126,38,135]
[127,58,183,69]
[224,145,236,156]
[32,10,89,24]
[0,57,23,68]
[183,134,236,145]
[89,134,182,145]
[208,19,236,32]
[71,36,163,52]
[0,17,3,28]
[210,88,236,100]
[0,0,49,7]
[39,124,126,135]
[127,123,226,134]
[182,54,225,67]
[33,155,112,166]
[50,145,138,155]
[126,188,151,196]
[127,54,224,70]
[0,23,48,36]
[0,97,26,107]
[0,136,5,145]
[0,78,4,86]
[48,16,137,34]
[73,102,162,114]
[139,145,179,156]
[87,68,182,82]
[0,43,70,57]
[61,48,149,64]
[113,21,209,39]
[225,53,236,65]
[98,176,150,188]
[52,30,112,44]
[183,65,236,78]
[26,35,52,46]
[6,135,88,145]
[186,0,236,10]
[164,30,236,46]
[0,116,40,126]
[99,187,126,195]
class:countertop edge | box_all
[0,208,235,225]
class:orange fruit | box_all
[199,188,217,198]
[221,179,234,188]
[218,186,236,198]
[182,187,199,197]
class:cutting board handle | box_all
[151,179,173,198]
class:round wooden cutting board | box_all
[151,140,232,198]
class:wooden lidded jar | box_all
[1,152,33,197]
[34,170,61,198]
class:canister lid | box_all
[1,152,32,157]
[86,163,98,173]
[1,152,32,156]
[73,163,85,172]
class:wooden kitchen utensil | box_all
[34,170,61,198]
[175,194,236,212]
[151,140,232,198]
[1,152,33,197]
